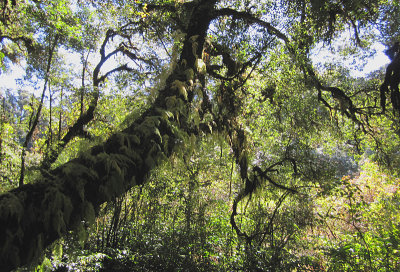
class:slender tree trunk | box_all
[48,82,53,146]
[19,34,59,187]
[58,87,63,140]
[0,97,6,165]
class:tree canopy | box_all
[1,0,400,271]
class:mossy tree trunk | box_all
[0,0,218,270]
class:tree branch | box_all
[212,8,289,43]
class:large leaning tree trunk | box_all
[0,0,218,270]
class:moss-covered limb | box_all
[0,109,180,271]
[0,1,219,270]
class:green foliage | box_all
[306,161,400,271]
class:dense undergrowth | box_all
[27,149,399,272]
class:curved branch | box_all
[212,7,372,125]
[93,48,121,86]
[253,166,298,193]
[230,189,250,241]
[99,29,117,58]
[212,8,289,43]
[230,159,297,244]
[97,64,133,85]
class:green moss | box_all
[1,230,22,266]
[134,116,163,140]
[104,173,125,198]
[83,201,95,224]
[0,193,24,223]
[76,224,88,246]
[62,162,97,181]
[80,151,97,166]
[144,156,155,169]
[130,176,136,186]
[130,134,141,145]
[165,95,177,111]
[63,196,73,225]
[162,134,170,152]
[70,178,86,201]
[144,143,162,169]
[171,80,188,100]
[52,210,66,236]
[184,68,195,81]
[99,185,111,201]
[156,107,174,120]
[41,185,72,235]
[118,146,138,167]
[195,58,206,74]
